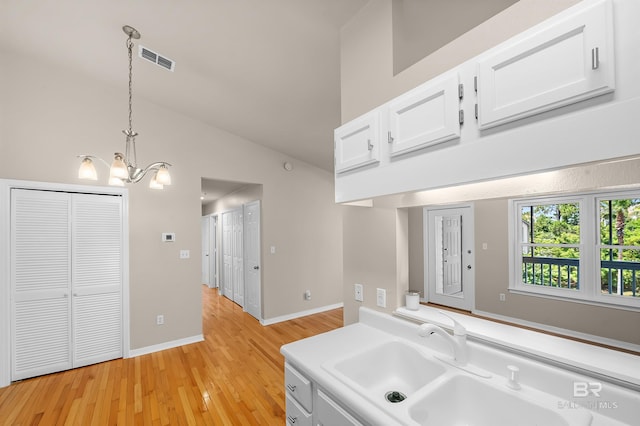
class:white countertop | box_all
[281,306,640,425]
[394,305,640,388]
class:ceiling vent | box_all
[138,45,175,72]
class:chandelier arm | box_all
[76,155,111,168]
[127,162,172,183]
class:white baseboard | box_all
[473,309,640,353]
[261,303,343,326]
[127,334,204,358]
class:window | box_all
[510,191,640,309]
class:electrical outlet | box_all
[354,283,364,302]
[499,293,506,302]
[304,290,311,300]
[156,314,164,325]
[376,288,386,308]
[180,250,190,259]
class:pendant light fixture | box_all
[78,25,171,189]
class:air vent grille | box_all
[138,45,175,71]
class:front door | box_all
[425,205,475,311]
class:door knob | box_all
[467,265,472,270]
[253,266,260,270]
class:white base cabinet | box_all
[284,362,364,426]
[316,388,363,426]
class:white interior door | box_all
[201,216,210,286]
[211,215,218,288]
[244,201,261,320]
[425,205,475,311]
[221,212,233,299]
[232,209,244,306]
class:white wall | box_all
[0,49,344,351]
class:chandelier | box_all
[78,25,172,189]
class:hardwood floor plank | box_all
[0,287,343,425]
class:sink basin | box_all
[323,340,446,402]
[409,375,593,426]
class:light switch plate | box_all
[376,288,386,308]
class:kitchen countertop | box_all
[281,306,640,425]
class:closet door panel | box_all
[71,194,123,366]
[11,189,72,380]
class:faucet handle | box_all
[437,310,467,336]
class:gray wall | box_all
[1,49,344,350]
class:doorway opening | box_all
[201,178,262,321]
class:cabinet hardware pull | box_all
[591,47,599,70]
[367,139,373,151]
[287,384,296,392]
[287,415,297,424]
[387,131,394,144]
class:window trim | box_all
[509,190,640,310]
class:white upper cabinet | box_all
[388,72,461,157]
[334,110,380,174]
[476,0,614,129]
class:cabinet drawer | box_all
[285,393,312,426]
[284,363,313,412]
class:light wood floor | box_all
[0,286,344,425]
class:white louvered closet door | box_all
[71,194,122,368]
[11,189,73,380]
[11,189,123,381]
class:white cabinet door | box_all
[477,0,614,129]
[11,189,124,380]
[388,72,461,157]
[316,389,363,426]
[334,110,380,173]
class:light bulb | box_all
[78,157,98,180]
[149,174,164,189]
[110,153,128,179]
[155,164,171,185]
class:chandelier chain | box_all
[125,35,138,167]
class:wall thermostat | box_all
[162,233,176,242]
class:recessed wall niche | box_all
[392,0,519,75]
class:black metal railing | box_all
[601,259,640,297]
[522,257,640,296]
[522,257,579,289]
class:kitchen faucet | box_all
[418,310,468,366]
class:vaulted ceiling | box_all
[0,0,368,172]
